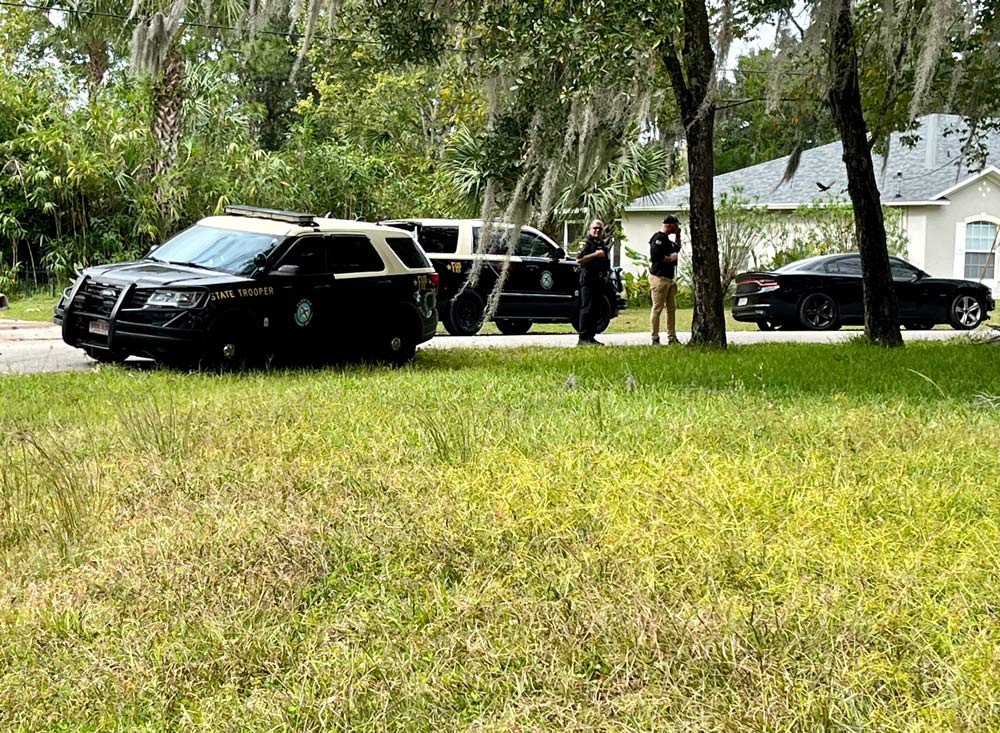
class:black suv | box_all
[54,206,439,365]
[380,218,625,335]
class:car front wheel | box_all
[948,293,983,330]
[445,290,485,336]
[798,293,839,330]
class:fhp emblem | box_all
[540,270,554,290]
[295,299,313,327]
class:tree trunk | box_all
[826,0,902,347]
[150,40,185,184]
[685,109,727,347]
[659,0,727,348]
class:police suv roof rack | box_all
[224,205,317,227]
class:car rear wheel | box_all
[444,290,485,336]
[798,293,839,330]
[948,293,983,330]
[377,316,418,365]
[495,318,532,335]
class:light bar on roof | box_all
[224,205,316,227]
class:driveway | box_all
[0,319,979,375]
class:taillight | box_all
[740,277,779,293]
[428,272,439,290]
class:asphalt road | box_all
[0,319,976,375]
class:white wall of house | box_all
[619,211,687,275]
[919,172,1000,291]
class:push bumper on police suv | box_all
[55,275,213,360]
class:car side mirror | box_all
[274,264,301,276]
[552,247,566,260]
[253,253,268,270]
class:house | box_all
[621,114,1000,291]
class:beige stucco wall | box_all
[917,171,1000,290]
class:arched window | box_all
[965,220,997,280]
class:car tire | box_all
[947,293,983,330]
[84,346,128,364]
[798,292,839,330]
[446,290,485,336]
[573,296,612,334]
[206,317,260,369]
[378,316,418,365]
[495,318,532,335]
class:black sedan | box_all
[732,253,995,331]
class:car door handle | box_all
[377,279,392,285]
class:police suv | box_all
[54,206,438,366]
[380,218,625,336]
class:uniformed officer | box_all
[649,215,682,345]
[575,219,612,345]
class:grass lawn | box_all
[0,292,59,322]
[2,341,999,731]
[4,292,997,332]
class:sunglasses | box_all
[590,226,603,231]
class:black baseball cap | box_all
[663,215,679,224]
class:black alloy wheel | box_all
[948,294,983,330]
[798,293,839,331]
[495,318,532,335]
[447,290,485,336]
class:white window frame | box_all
[955,214,999,283]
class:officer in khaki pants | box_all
[648,215,682,344]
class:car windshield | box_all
[774,256,828,273]
[150,225,281,275]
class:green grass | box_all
[1,341,999,731]
[0,292,59,322]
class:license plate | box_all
[88,319,110,336]
[736,297,748,306]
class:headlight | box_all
[146,290,206,308]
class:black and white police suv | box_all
[379,218,625,336]
[54,206,439,366]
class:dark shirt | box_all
[576,235,611,285]
[649,231,681,278]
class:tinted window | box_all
[825,256,862,276]
[280,236,328,275]
[889,258,918,279]
[417,226,459,254]
[775,256,827,273]
[329,235,384,273]
[474,227,514,255]
[386,236,431,269]
[517,231,553,258]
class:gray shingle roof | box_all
[628,114,1000,210]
